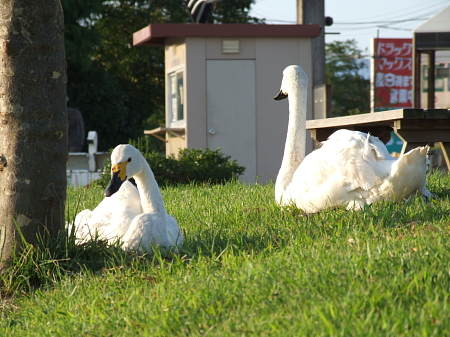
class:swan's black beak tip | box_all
[104,173,125,197]
[274,90,288,100]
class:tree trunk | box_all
[0,0,67,269]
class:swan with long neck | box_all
[72,144,183,253]
[274,65,431,213]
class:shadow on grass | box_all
[0,224,152,296]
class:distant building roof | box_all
[414,5,450,50]
[133,23,321,47]
[414,5,450,33]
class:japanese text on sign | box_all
[373,38,413,109]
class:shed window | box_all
[169,71,184,126]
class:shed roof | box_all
[133,23,321,47]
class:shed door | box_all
[206,60,256,182]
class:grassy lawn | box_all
[2,172,450,336]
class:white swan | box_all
[274,65,431,213]
[72,144,184,253]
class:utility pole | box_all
[297,0,331,118]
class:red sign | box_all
[373,38,413,110]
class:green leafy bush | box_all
[146,148,245,185]
[94,147,245,188]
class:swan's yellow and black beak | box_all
[104,161,128,197]
[274,89,288,100]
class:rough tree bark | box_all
[0,0,67,269]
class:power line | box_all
[376,26,414,31]
[334,18,429,25]
[324,3,448,28]
[346,0,449,23]
[251,1,449,39]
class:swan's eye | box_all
[127,157,131,162]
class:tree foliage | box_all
[62,0,261,151]
[208,0,262,24]
[61,0,103,70]
[325,39,370,117]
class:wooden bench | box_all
[306,108,450,170]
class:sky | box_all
[249,0,450,57]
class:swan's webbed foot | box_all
[421,193,434,204]
[420,187,433,204]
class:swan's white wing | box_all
[72,181,142,242]
[321,130,393,187]
[285,130,400,211]
[379,146,430,200]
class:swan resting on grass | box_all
[274,65,432,213]
[71,144,183,253]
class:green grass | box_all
[2,172,450,336]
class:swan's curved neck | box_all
[133,161,166,214]
[276,85,307,200]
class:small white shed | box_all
[133,23,320,183]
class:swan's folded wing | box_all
[380,146,429,199]
[287,130,397,211]
[323,130,394,191]
[72,181,143,241]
